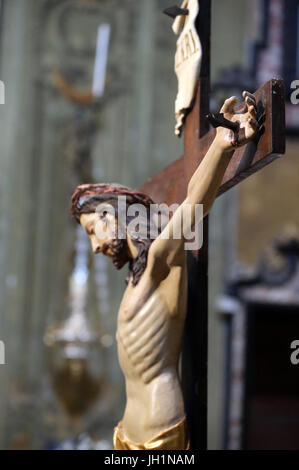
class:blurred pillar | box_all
[0,0,45,447]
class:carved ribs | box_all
[118,292,169,384]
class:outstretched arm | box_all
[149,91,258,271]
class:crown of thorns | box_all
[71,183,155,223]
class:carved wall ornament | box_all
[172,0,202,137]
[52,69,94,106]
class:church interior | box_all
[0,0,298,450]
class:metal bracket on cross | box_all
[206,112,239,132]
[163,5,189,19]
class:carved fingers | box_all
[242,90,255,103]
[249,117,259,130]
[240,91,259,139]
[220,96,238,115]
[216,92,260,149]
[242,91,257,118]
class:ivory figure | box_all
[173,0,202,137]
[70,92,259,450]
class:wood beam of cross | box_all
[139,78,286,206]
[139,0,285,451]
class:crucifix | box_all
[139,0,285,450]
[70,0,285,451]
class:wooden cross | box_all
[139,0,285,450]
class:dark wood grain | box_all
[139,155,185,205]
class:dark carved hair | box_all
[70,183,157,286]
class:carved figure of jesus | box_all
[70,92,258,450]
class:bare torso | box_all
[116,253,187,443]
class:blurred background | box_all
[0,0,298,450]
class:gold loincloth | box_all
[113,417,190,450]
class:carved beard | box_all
[110,237,130,270]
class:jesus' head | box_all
[70,183,156,286]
